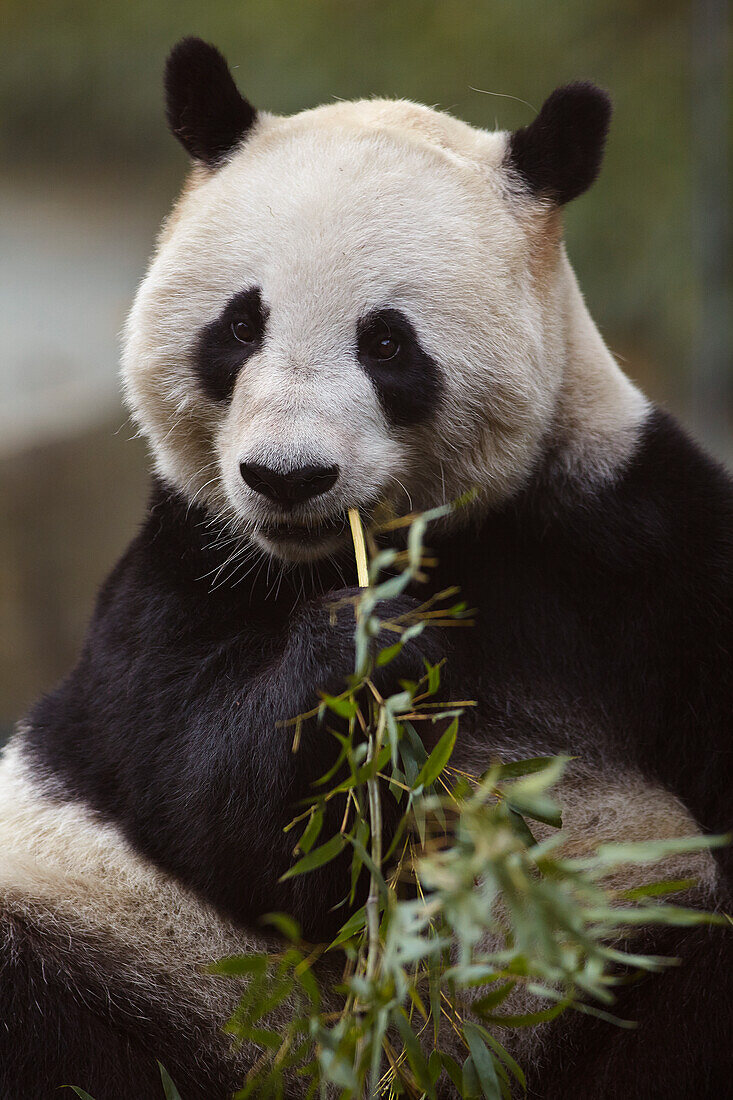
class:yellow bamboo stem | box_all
[348,507,369,588]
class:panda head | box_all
[123,37,618,564]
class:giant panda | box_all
[1,36,731,1100]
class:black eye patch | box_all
[356,308,443,427]
[193,286,268,402]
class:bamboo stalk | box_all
[348,507,369,588]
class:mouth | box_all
[259,512,348,542]
[254,512,351,560]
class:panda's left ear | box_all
[506,82,612,204]
[164,37,257,166]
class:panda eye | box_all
[357,310,411,372]
[231,318,258,344]
[370,335,401,361]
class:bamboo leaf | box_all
[428,1048,442,1085]
[505,795,562,829]
[297,809,324,855]
[376,641,403,667]
[242,1027,287,1050]
[582,834,729,868]
[584,905,727,927]
[622,878,697,901]
[294,961,321,1010]
[426,661,441,696]
[209,954,268,977]
[413,719,458,790]
[393,1007,436,1098]
[496,756,556,780]
[481,1030,527,1091]
[507,808,538,847]
[439,1053,464,1093]
[279,834,346,881]
[463,1021,501,1100]
[471,981,516,1015]
[346,833,389,898]
[158,1063,183,1100]
[328,905,367,949]
[261,912,301,942]
[462,1055,481,1099]
[320,693,359,718]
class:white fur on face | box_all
[123,99,647,561]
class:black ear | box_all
[164,37,257,166]
[507,82,611,204]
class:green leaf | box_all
[584,833,729,868]
[622,878,697,901]
[425,660,441,696]
[471,981,516,1015]
[393,1007,436,1098]
[573,1002,638,1028]
[583,904,727,927]
[297,809,324,855]
[408,984,429,1020]
[496,756,556,780]
[328,905,367,949]
[463,1021,501,1100]
[413,718,458,790]
[462,1055,481,1100]
[158,1063,183,1100]
[506,808,538,847]
[208,954,268,977]
[504,755,569,795]
[63,1090,97,1100]
[241,1026,285,1050]
[505,795,562,829]
[385,690,414,715]
[439,1053,465,1093]
[349,817,370,904]
[318,1045,359,1091]
[428,1048,443,1084]
[320,692,359,718]
[481,1030,527,1091]
[376,641,403,667]
[346,832,389,897]
[295,960,321,1009]
[279,833,346,881]
[354,743,392,784]
[260,912,301,942]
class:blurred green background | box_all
[1,0,730,731]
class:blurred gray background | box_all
[1,0,730,732]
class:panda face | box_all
[123,89,607,563]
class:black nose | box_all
[239,462,340,507]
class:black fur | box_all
[165,37,257,166]
[193,286,269,401]
[23,497,442,943]
[357,308,444,426]
[6,407,733,1096]
[507,82,612,204]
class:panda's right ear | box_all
[164,37,257,167]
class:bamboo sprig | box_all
[348,507,369,588]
